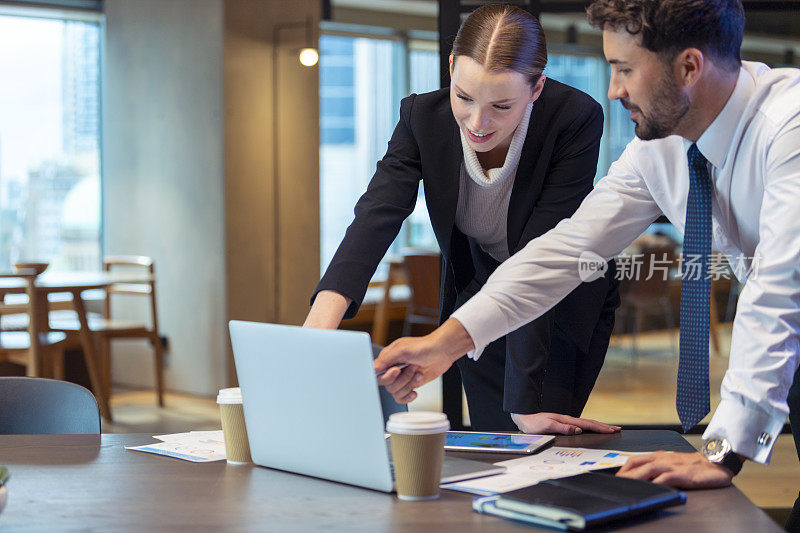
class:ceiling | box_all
[330,0,800,41]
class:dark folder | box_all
[473,472,686,530]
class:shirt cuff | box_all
[450,292,510,361]
[702,398,787,464]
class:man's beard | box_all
[622,72,690,140]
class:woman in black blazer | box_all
[306,5,620,434]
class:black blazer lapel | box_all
[426,114,462,261]
[506,97,549,255]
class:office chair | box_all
[0,376,100,434]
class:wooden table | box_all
[0,272,154,421]
[0,430,780,531]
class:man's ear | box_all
[675,48,704,88]
[530,75,547,103]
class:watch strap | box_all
[716,452,744,476]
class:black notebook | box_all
[473,472,686,530]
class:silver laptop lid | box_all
[229,320,394,492]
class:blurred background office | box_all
[0,0,797,522]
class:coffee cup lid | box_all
[216,387,242,404]
[386,411,449,434]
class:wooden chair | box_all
[0,271,67,378]
[400,251,442,337]
[708,252,728,358]
[397,250,466,429]
[49,256,165,406]
[616,238,678,359]
[369,259,409,346]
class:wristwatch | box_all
[701,437,744,475]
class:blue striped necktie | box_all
[677,143,712,432]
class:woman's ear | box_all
[530,75,546,103]
[449,54,455,79]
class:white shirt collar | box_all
[691,66,755,169]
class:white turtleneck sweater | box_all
[455,103,533,262]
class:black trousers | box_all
[455,306,615,432]
[787,364,800,532]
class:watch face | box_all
[702,438,731,462]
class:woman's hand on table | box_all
[511,412,621,435]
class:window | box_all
[0,13,102,272]
[543,53,636,181]
[406,45,440,250]
[319,33,431,276]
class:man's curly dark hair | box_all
[587,0,745,71]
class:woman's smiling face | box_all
[449,54,544,154]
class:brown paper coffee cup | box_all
[217,388,252,464]
[390,432,446,500]
[387,412,449,501]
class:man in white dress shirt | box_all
[374,0,800,508]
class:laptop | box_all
[229,320,505,492]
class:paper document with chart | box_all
[125,431,227,462]
[442,447,646,495]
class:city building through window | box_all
[0,13,102,272]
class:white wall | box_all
[103,0,226,395]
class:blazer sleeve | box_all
[503,96,610,414]
[312,94,422,319]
